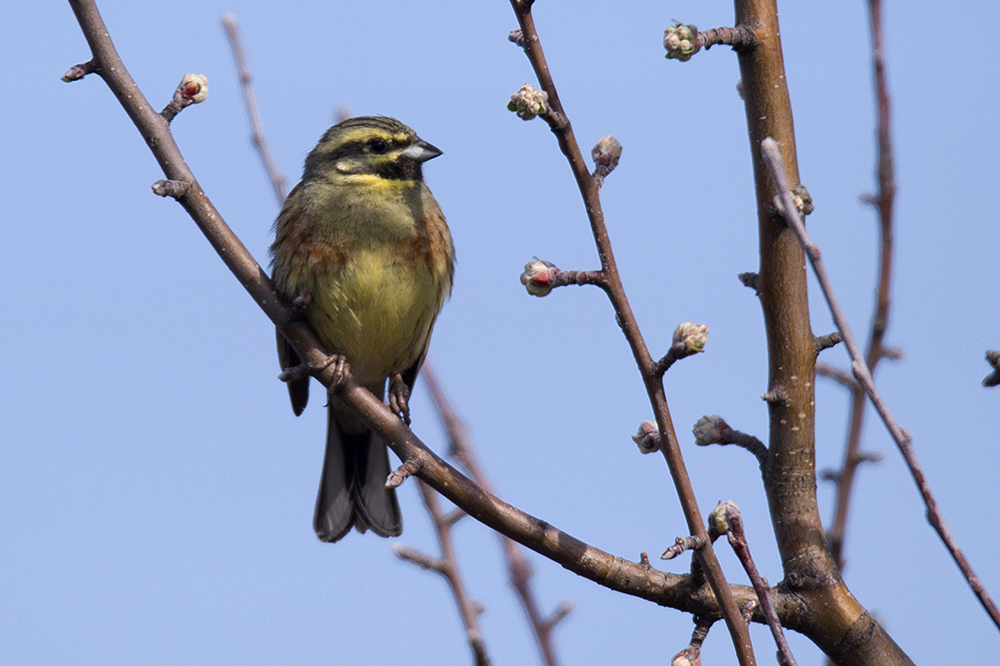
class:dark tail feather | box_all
[314,408,402,542]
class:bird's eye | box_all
[367,138,388,154]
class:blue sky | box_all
[4,1,999,664]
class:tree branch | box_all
[507,2,755,662]
[761,136,1000,633]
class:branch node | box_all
[815,332,843,354]
[151,179,191,199]
[737,271,760,294]
[61,59,97,82]
[761,388,789,404]
[984,350,1000,387]
[508,28,525,47]
[661,535,706,560]
[387,457,424,489]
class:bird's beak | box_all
[403,138,442,162]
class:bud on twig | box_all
[664,21,699,61]
[632,420,661,454]
[520,258,560,297]
[508,84,549,120]
[591,135,622,184]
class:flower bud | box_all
[176,73,209,105]
[708,499,740,537]
[664,22,699,61]
[592,135,623,172]
[520,258,560,297]
[508,84,549,120]
[671,648,701,666]
[672,322,708,357]
[632,420,661,454]
[692,415,727,446]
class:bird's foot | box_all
[388,373,411,425]
[290,290,312,318]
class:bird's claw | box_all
[389,373,411,425]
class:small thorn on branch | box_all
[984,350,1000,387]
[761,388,789,404]
[815,362,860,390]
[277,363,311,384]
[544,599,574,630]
[655,322,709,375]
[387,457,424,488]
[815,331,843,354]
[61,59,97,82]
[151,179,191,199]
[661,534,706,560]
[393,543,446,573]
[881,345,904,361]
[738,271,760,294]
[161,73,209,122]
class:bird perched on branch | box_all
[270,116,454,542]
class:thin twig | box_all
[826,0,897,575]
[761,136,1000,631]
[395,481,490,666]
[714,502,798,666]
[221,13,288,204]
[423,365,565,666]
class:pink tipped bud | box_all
[176,73,209,105]
[520,258,560,297]
[632,420,661,454]
[672,322,708,357]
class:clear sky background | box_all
[3,1,999,664]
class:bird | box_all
[269,116,454,542]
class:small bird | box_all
[270,116,454,542]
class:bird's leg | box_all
[388,373,411,425]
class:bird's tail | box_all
[313,407,402,542]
